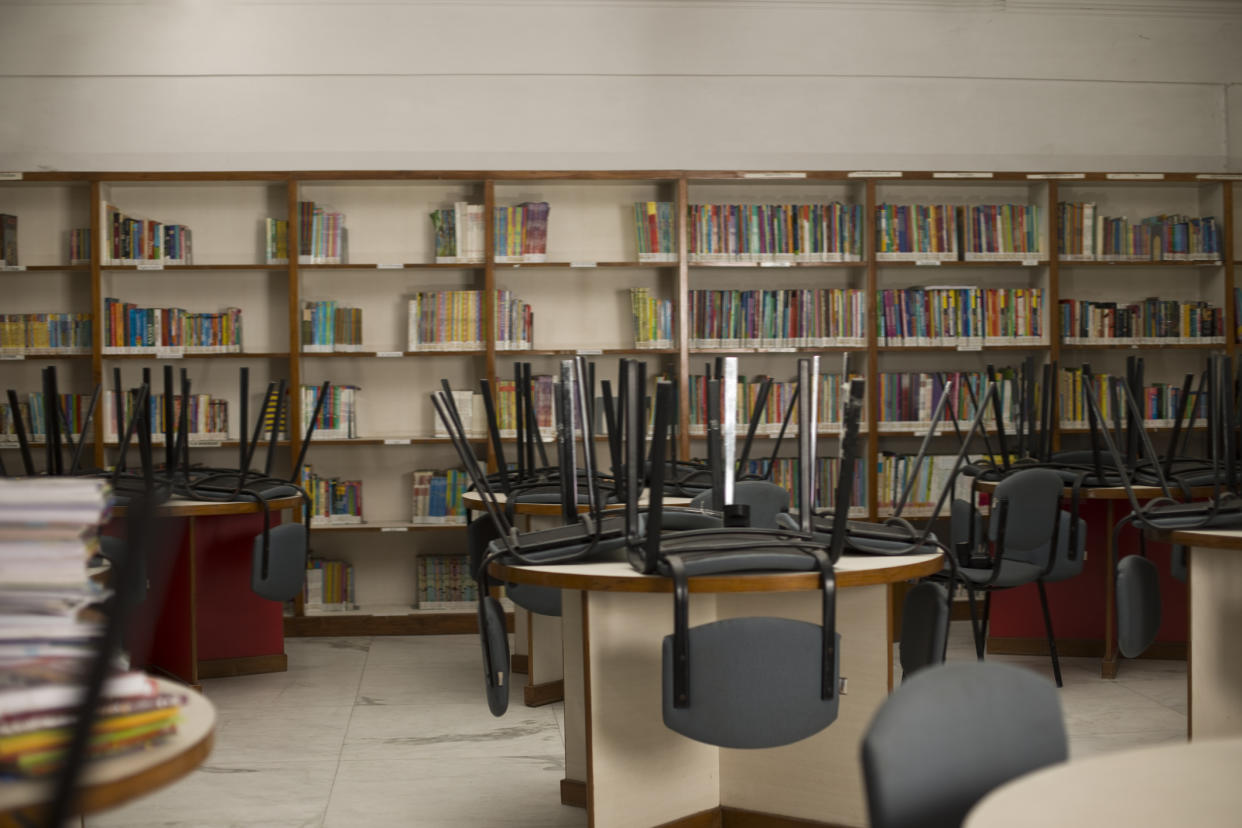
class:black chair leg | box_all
[1037,580,1063,688]
[981,591,992,653]
[965,587,985,660]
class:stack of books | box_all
[0,313,93,357]
[301,384,359,440]
[629,287,674,349]
[102,298,243,355]
[300,466,363,526]
[417,555,478,610]
[300,300,363,352]
[101,204,192,266]
[0,478,183,778]
[430,203,485,263]
[68,229,91,266]
[406,290,533,351]
[633,202,677,262]
[303,558,355,613]
[410,469,468,524]
[297,201,346,265]
[493,202,549,263]
[264,218,289,265]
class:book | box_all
[0,214,18,266]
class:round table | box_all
[966,737,1242,827]
[493,551,943,828]
[0,677,215,821]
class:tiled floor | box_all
[86,623,1188,828]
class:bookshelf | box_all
[0,168,1237,636]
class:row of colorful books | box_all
[264,218,290,265]
[0,313,92,355]
[303,557,356,612]
[877,203,1046,260]
[1058,297,1224,344]
[297,200,346,265]
[875,370,1028,429]
[302,384,359,440]
[875,454,974,516]
[68,228,91,265]
[101,203,193,266]
[99,390,229,443]
[0,213,18,266]
[876,287,1044,347]
[633,201,678,262]
[687,373,859,432]
[688,288,866,348]
[741,457,868,515]
[0,477,184,778]
[417,554,479,610]
[411,469,468,524]
[686,202,865,262]
[301,301,363,352]
[1057,203,1220,261]
[629,287,674,349]
[494,202,550,263]
[406,290,533,351]
[300,466,363,526]
[102,298,243,354]
[431,202,485,263]
[0,393,91,443]
[1057,367,1203,426]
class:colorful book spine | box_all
[1057,367,1204,426]
[102,390,229,443]
[961,204,1044,261]
[300,301,363,352]
[430,202,484,263]
[0,313,92,356]
[304,557,356,611]
[688,373,859,433]
[687,288,864,348]
[876,287,1042,347]
[0,393,94,443]
[102,298,242,354]
[297,201,346,264]
[265,218,289,265]
[1057,203,1220,261]
[688,202,863,263]
[874,204,958,261]
[629,287,674,349]
[493,202,549,263]
[417,554,479,609]
[1058,297,1223,345]
[411,469,468,524]
[739,456,867,516]
[875,455,973,516]
[406,290,532,351]
[100,203,192,266]
[301,384,359,439]
[876,370,1024,430]
[68,228,91,265]
[633,202,677,262]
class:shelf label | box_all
[1197,174,1242,180]
[1021,259,1040,267]
[190,440,222,448]
[155,350,183,359]
[933,172,993,179]
[1027,173,1085,179]
[1107,173,1164,180]
[136,262,164,271]
[381,526,409,533]
[848,171,902,178]
[759,261,792,267]
[742,172,807,179]
[0,354,25,361]
[576,348,602,355]
[769,347,797,353]
[570,261,597,268]
[376,263,404,269]
[957,343,984,352]
[383,438,411,446]
[376,351,403,358]
[916,260,942,266]
[0,172,22,181]
[2,265,27,272]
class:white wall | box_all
[1,0,1239,172]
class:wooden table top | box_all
[463,490,693,517]
[0,676,215,819]
[1145,526,1242,550]
[111,494,303,518]
[966,737,1242,828]
[974,479,1215,501]
[493,551,943,593]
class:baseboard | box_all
[722,808,848,828]
[511,654,529,674]
[560,778,587,809]
[655,808,722,828]
[988,637,1187,660]
[523,678,564,706]
[197,653,288,679]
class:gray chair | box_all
[1116,553,1161,658]
[898,580,949,681]
[689,480,790,530]
[861,661,1068,828]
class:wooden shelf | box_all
[101,351,291,359]
[102,264,289,271]
[493,260,671,269]
[313,436,481,445]
[309,520,466,532]
[299,350,488,358]
[1,264,89,272]
[688,260,865,269]
[878,260,1047,268]
[689,346,867,354]
[877,344,1050,352]
[299,262,476,270]
[1060,342,1225,351]
[1058,260,1223,268]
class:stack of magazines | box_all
[0,478,182,778]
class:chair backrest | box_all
[1116,553,1161,658]
[987,468,1065,568]
[689,479,790,530]
[250,521,308,602]
[1042,511,1088,583]
[899,580,949,681]
[861,661,1067,828]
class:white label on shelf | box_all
[190,440,222,448]
[381,526,409,533]
[933,172,994,179]
[383,438,412,445]
[2,265,27,272]
[0,354,25,361]
[1027,173,1086,179]
[916,260,942,266]
[136,262,165,271]
[957,342,984,352]
[570,261,597,268]
[0,172,22,181]
[742,172,807,179]
[1107,173,1164,180]
[1021,259,1040,267]
[155,350,183,359]
[759,261,792,267]
[376,351,403,358]
[375,263,404,269]
[576,348,602,355]
[1197,174,1242,180]
[848,171,902,178]
[769,347,797,352]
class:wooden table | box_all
[976,481,1206,678]
[463,490,693,707]
[0,677,215,825]
[1145,526,1242,738]
[966,737,1242,827]
[111,495,303,688]
[494,552,943,828]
